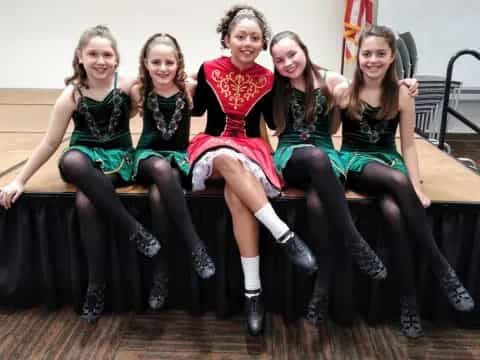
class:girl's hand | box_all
[414,187,431,208]
[0,179,25,209]
[400,78,419,97]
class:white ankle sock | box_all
[241,256,261,297]
[254,203,289,240]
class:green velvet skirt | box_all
[274,143,345,179]
[132,149,190,180]
[59,145,135,183]
[339,149,408,176]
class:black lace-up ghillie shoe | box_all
[245,290,264,336]
[129,223,161,257]
[305,292,329,326]
[347,237,387,280]
[277,231,318,274]
[81,283,106,324]
[400,295,423,339]
[438,266,474,312]
[191,245,216,279]
[148,273,169,310]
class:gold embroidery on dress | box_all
[211,70,267,110]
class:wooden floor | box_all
[0,307,479,360]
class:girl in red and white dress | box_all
[188,5,318,336]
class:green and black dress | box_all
[340,102,407,176]
[132,91,190,180]
[59,78,134,183]
[273,87,345,179]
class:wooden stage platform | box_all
[0,89,479,328]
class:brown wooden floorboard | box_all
[0,307,479,359]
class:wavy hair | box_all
[64,25,119,90]
[136,33,192,115]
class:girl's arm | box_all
[121,76,139,118]
[324,71,348,136]
[398,85,431,207]
[0,86,76,208]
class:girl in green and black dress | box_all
[269,31,388,325]
[131,34,215,310]
[0,25,161,323]
[338,25,474,338]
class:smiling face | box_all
[224,18,264,70]
[144,42,179,89]
[271,36,307,83]
[77,36,117,82]
[358,35,395,82]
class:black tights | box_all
[377,195,416,297]
[60,150,138,234]
[136,157,202,254]
[147,185,170,279]
[61,151,145,286]
[348,162,450,279]
[283,147,365,257]
[304,191,334,294]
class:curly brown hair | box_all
[136,33,192,115]
[216,4,271,50]
[64,25,119,90]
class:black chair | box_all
[395,50,405,79]
[400,32,418,77]
[396,37,411,80]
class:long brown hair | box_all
[270,31,333,134]
[64,25,119,90]
[136,33,192,115]
[347,25,399,120]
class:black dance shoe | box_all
[191,245,216,279]
[277,231,318,274]
[439,266,474,311]
[305,292,329,326]
[148,274,169,310]
[400,295,423,339]
[81,283,106,324]
[245,290,265,337]
[347,237,387,280]
[129,223,161,258]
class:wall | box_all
[0,0,344,88]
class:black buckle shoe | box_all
[130,223,161,258]
[347,237,387,280]
[277,231,318,274]
[439,266,474,312]
[305,293,329,326]
[245,290,264,336]
[148,274,168,310]
[400,296,423,339]
[191,245,216,279]
[81,283,106,324]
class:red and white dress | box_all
[188,56,282,197]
